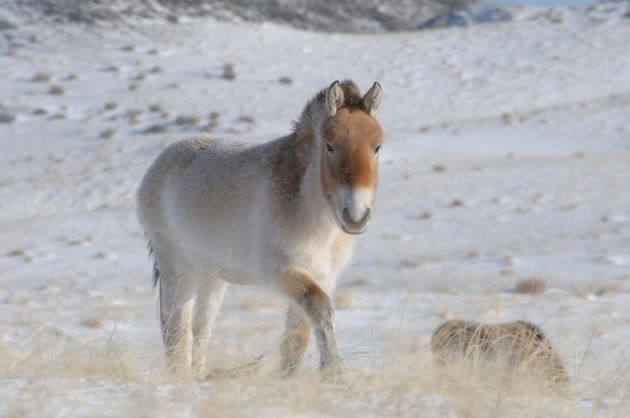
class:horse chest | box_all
[281,232,353,281]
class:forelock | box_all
[296,80,370,133]
[310,80,366,111]
[338,80,365,109]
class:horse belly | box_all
[162,167,265,279]
[177,216,253,269]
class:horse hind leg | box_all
[280,306,311,377]
[191,276,227,377]
[152,239,197,375]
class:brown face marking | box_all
[321,107,383,195]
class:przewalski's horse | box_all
[137,80,384,378]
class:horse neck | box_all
[293,126,335,232]
[267,101,337,236]
[300,133,326,207]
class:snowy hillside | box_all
[1,2,629,416]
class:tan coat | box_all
[137,80,383,377]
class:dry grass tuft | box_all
[237,115,255,124]
[431,320,569,387]
[126,108,142,124]
[278,76,293,85]
[48,85,65,95]
[516,278,547,294]
[81,318,102,328]
[222,63,236,80]
[174,115,200,126]
[99,128,115,139]
[2,319,630,416]
[144,123,168,134]
[6,248,25,257]
[0,335,145,383]
[399,257,420,268]
[202,121,218,133]
[0,112,16,123]
[31,72,51,82]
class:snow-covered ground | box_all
[1,3,629,416]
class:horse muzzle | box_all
[341,207,371,234]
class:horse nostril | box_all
[342,207,371,231]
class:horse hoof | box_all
[320,359,344,383]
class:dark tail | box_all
[147,239,160,289]
[147,238,163,331]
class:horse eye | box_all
[374,145,382,154]
[326,143,334,153]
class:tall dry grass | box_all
[2,327,630,417]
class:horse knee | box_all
[302,286,335,330]
[280,272,334,330]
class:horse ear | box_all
[362,82,382,115]
[325,80,344,117]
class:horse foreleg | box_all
[278,270,342,378]
[280,306,311,377]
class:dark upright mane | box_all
[294,79,367,132]
[313,79,366,110]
